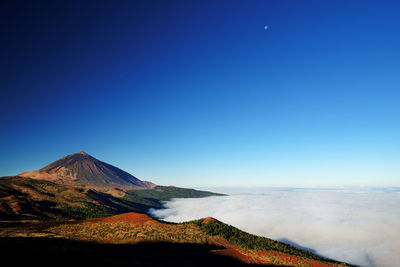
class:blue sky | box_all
[1,0,399,187]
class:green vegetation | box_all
[57,204,113,220]
[122,186,224,210]
[125,185,224,202]
[189,219,339,263]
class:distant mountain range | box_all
[18,151,154,189]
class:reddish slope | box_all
[89,212,154,225]
[0,212,348,267]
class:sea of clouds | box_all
[150,187,400,267]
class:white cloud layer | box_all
[150,188,400,267]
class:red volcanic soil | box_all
[202,217,221,224]
[307,261,336,267]
[1,195,18,201]
[258,250,302,265]
[257,251,334,267]
[208,235,240,249]
[90,212,154,225]
[215,249,250,263]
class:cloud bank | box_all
[150,188,400,267]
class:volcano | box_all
[18,151,154,189]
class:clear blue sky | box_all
[1,0,399,187]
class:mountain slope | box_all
[0,177,223,222]
[0,212,351,267]
[0,177,150,221]
[18,151,154,189]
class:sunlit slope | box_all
[19,151,154,189]
[0,212,351,267]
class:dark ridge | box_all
[0,237,279,267]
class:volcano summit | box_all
[19,151,154,189]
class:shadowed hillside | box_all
[0,238,278,267]
[0,212,351,267]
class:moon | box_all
[264,25,269,30]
